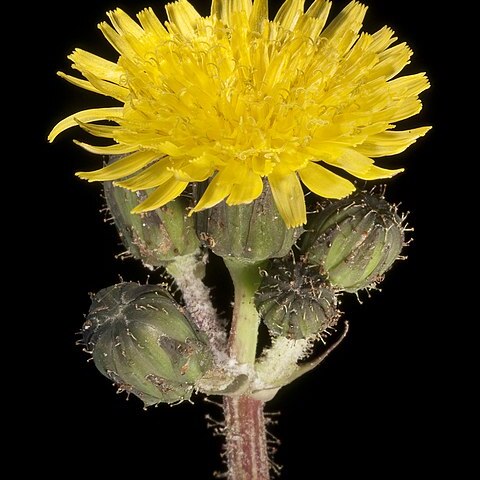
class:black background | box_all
[25,0,461,477]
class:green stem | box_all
[223,258,263,366]
[222,259,270,479]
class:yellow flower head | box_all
[49,0,430,227]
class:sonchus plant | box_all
[49,0,429,478]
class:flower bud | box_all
[255,255,339,340]
[195,181,302,263]
[82,282,213,406]
[104,175,199,267]
[300,192,404,292]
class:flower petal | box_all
[250,155,276,176]
[57,72,102,96]
[372,42,412,81]
[73,141,137,155]
[132,178,189,213]
[60,70,128,102]
[172,153,217,182]
[68,48,124,84]
[115,157,174,190]
[77,151,161,182]
[356,127,431,157]
[268,169,306,228]
[274,0,304,31]
[249,0,268,30]
[352,163,404,180]
[75,119,120,139]
[211,0,252,25]
[98,21,138,58]
[48,107,123,142]
[107,8,145,38]
[299,162,355,199]
[388,73,430,98]
[227,170,264,205]
[323,148,404,180]
[304,0,330,20]
[190,169,235,213]
[165,0,202,37]
[321,1,367,55]
[137,7,169,38]
[369,26,397,53]
[296,0,331,39]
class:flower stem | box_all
[223,258,263,366]
[223,396,270,480]
[222,258,270,479]
[165,252,226,361]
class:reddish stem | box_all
[223,395,270,480]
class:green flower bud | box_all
[82,282,213,406]
[195,181,302,263]
[255,255,339,340]
[300,192,405,293]
[104,174,200,267]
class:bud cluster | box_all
[82,174,406,405]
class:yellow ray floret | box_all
[49,0,430,227]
